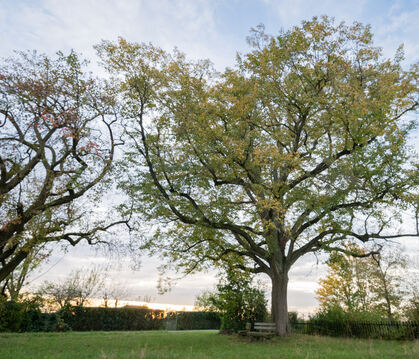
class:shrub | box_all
[0,296,44,332]
[302,306,418,340]
[196,272,268,332]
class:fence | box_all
[292,320,419,340]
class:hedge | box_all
[0,299,45,332]
[166,311,220,330]
[0,300,220,332]
[60,306,166,331]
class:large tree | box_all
[0,51,127,282]
[97,17,419,335]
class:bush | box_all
[0,296,44,332]
[196,272,268,332]
[301,306,418,340]
[310,306,385,323]
[403,293,419,322]
[288,311,299,326]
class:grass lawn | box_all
[1,330,417,359]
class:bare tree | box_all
[39,266,105,309]
[102,280,129,308]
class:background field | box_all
[1,331,418,359]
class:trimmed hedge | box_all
[60,306,166,331]
[166,311,220,330]
[0,298,221,332]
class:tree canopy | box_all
[0,51,127,283]
[97,16,419,335]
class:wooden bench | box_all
[247,322,276,340]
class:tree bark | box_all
[271,268,290,336]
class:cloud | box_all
[259,0,418,64]
[261,0,368,28]
[0,0,236,69]
[372,1,419,63]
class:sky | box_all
[1,0,418,314]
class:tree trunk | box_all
[0,249,29,282]
[271,269,290,336]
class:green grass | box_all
[1,330,417,359]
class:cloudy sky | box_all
[1,0,418,313]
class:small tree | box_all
[196,271,267,332]
[316,247,372,312]
[39,267,104,309]
[316,245,407,319]
[369,251,407,319]
[101,281,129,308]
